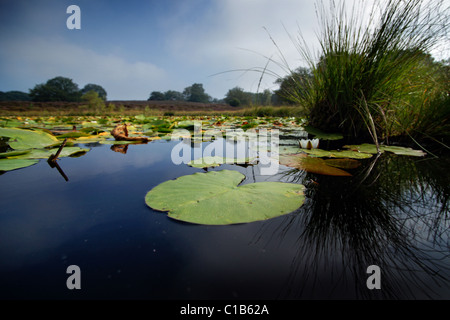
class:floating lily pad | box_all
[0,158,39,171]
[99,140,146,145]
[145,170,305,225]
[6,147,89,159]
[343,143,380,154]
[188,156,254,169]
[324,158,361,169]
[280,153,353,176]
[279,139,302,146]
[380,145,427,157]
[0,150,31,158]
[301,148,374,159]
[0,127,59,150]
[176,120,196,130]
[343,143,426,157]
[71,135,108,144]
[279,146,303,154]
[55,132,98,139]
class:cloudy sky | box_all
[0,0,448,101]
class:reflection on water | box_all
[268,154,449,299]
[0,140,448,299]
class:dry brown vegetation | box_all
[0,100,239,116]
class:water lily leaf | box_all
[72,135,108,144]
[188,156,254,168]
[380,145,426,157]
[0,158,39,171]
[280,153,352,176]
[343,143,426,157]
[99,140,145,145]
[301,148,373,159]
[6,147,89,159]
[304,125,343,140]
[0,150,31,158]
[55,132,92,139]
[0,127,59,150]
[324,158,361,169]
[145,170,305,225]
[279,139,302,146]
[279,146,303,154]
[176,120,196,130]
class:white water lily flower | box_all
[299,138,320,149]
[311,138,319,148]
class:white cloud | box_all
[164,0,322,97]
[0,36,168,100]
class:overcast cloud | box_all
[0,0,448,100]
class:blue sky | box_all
[0,0,448,100]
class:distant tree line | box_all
[0,90,31,101]
[148,82,297,107]
[0,76,107,102]
[1,73,316,106]
[148,83,215,104]
[28,76,107,102]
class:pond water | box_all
[0,139,448,300]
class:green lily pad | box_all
[279,139,302,146]
[304,125,343,140]
[176,120,196,130]
[380,145,426,157]
[279,146,303,154]
[280,153,353,176]
[0,127,59,150]
[0,158,39,171]
[188,156,254,169]
[324,158,361,169]
[71,135,108,144]
[99,140,145,145]
[301,148,374,159]
[145,170,305,225]
[6,147,89,159]
[0,150,31,158]
[343,143,426,157]
[55,132,92,139]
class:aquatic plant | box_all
[274,0,449,148]
[145,170,305,225]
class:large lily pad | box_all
[0,127,59,150]
[381,145,426,157]
[0,158,39,171]
[188,156,254,169]
[6,147,89,159]
[325,158,361,170]
[279,153,354,176]
[145,170,305,225]
[0,150,31,159]
[301,148,374,159]
[279,146,303,154]
[343,143,426,157]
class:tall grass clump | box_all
[279,0,449,147]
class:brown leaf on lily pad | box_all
[279,153,353,176]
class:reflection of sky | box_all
[0,140,300,298]
[0,142,172,267]
[0,141,448,299]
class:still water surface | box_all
[0,140,448,299]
